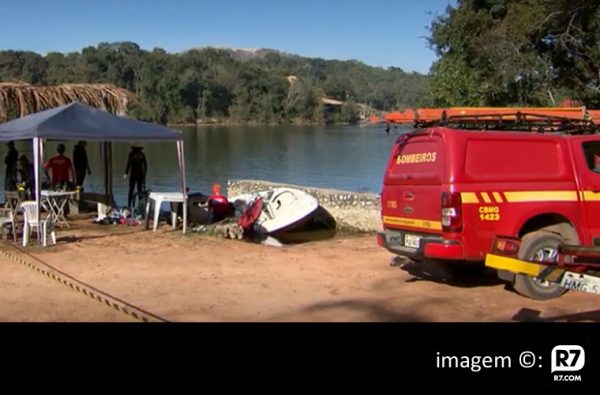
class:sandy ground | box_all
[1,218,599,322]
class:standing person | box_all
[4,141,18,192]
[17,155,35,199]
[73,140,91,188]
[124,145,147,209]
[44,143,75,188]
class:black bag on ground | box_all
[179,192,211,225]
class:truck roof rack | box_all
[370,107,600,134]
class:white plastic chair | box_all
[20,201,56,247]
[5,191,22,235]
[0,207,17,242]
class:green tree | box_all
[427,0,600,107]
[0,50,47,84]
[1,41,431,124]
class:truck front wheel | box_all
[512,231,568,300]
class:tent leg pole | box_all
[33,137,41,246]
[177,140,187,234]
[107,142,113,206]
[103,142,113,206]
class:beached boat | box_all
[230,187,319,235]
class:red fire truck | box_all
[375,107,600,299]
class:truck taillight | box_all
[441,192,462,232]
[492,238,521,256]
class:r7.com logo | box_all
[551,345,585,381]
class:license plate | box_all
[404,234,421,248]
[559,272,600,295]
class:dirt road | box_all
[1,222,598,322]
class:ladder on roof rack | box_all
[369,107,600,133]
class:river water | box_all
[11,124,406,206]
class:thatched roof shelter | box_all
[0,82,136,122]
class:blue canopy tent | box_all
[0,102,188,236]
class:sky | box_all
[0,0,455,74]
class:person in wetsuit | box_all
[73,140,91,188]
[17,155,35,199]
[4,141,18,192]
[124,145,147,209]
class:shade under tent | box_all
[0,102,188,239]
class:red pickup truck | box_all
[376,108,600,299]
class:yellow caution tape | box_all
[0,245,167,323]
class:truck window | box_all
[387,138,443,184]
[581,141,600,173]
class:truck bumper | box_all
[377,230,464,260]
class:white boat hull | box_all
[230,187,319,234]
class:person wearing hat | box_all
[73,140,91,188]
[124,145,147,209]
[4,141,18,192]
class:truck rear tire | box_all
[512,231,568,300]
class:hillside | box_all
[0,42,430,125]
